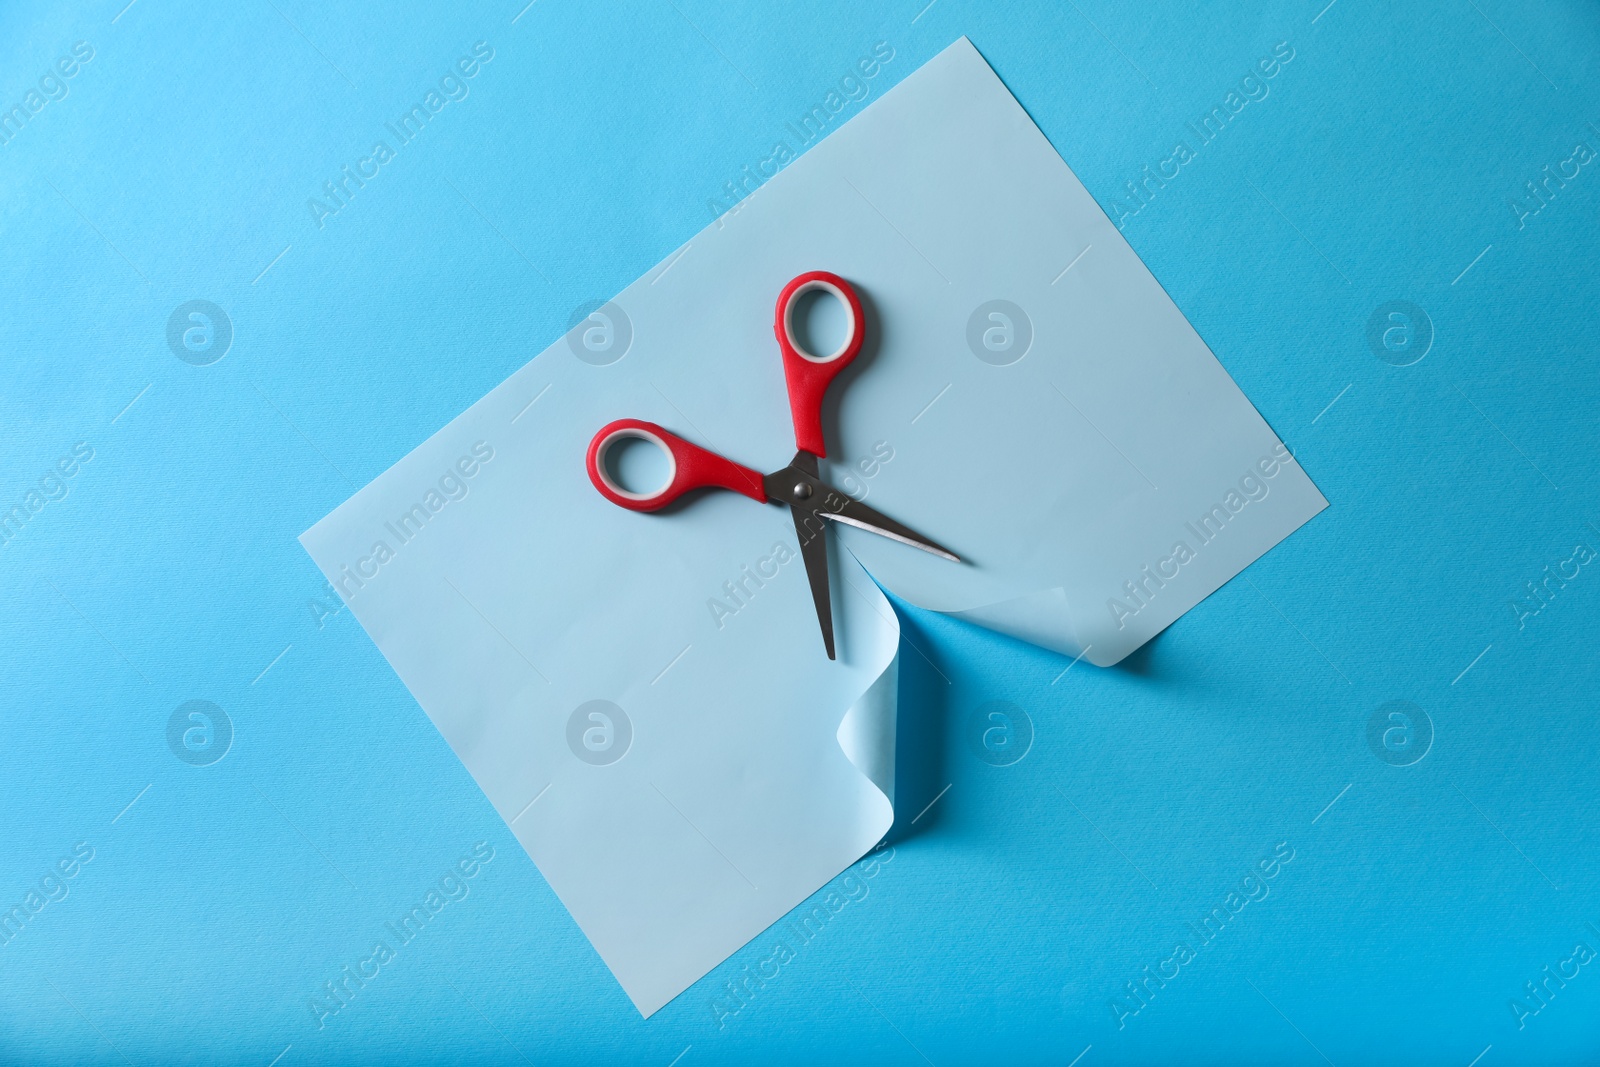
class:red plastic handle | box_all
[586,419,767,512]
[773,271,865,457]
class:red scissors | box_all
[586,271,959,659]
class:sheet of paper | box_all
[301,36,1325,1016]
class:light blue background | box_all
[2,0,1597,1063]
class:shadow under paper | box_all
[884,596,954,845]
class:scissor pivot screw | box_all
[793,482,813,499]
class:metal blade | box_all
[822,495,961,563]
[790,503,835,660]
[763,450,961,564]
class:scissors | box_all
[585,270,959,659]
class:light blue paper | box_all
[299,363,900,1016]
[301,37,1323,1016]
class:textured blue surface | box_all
[2,0,1598,1063]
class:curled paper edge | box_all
[623,558,901,1019]
[836,648,898,815]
